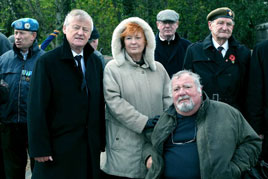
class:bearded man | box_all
[143,70,261,179]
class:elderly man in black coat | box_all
[183,7,250,115]
[247,40,268,163]
[27,9,105,179]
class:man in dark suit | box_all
[27,9,105,179]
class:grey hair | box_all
[63,9,94,32]
[170,70,202,95]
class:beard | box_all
[176,95,195,113]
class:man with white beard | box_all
[143,70,261,179]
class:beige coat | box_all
[101,17,172,178]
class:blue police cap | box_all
[11,18,39,31]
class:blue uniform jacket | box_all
[0,40,44,123]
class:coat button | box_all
[116,137,119,140]
[141,71,145,74]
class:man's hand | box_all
[146,156,153,169]
[34,156,53,162]
[259,134,264,140]
[0,79,8,88]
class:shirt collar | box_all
[71,50,83,58]
[20,50,29,61]
[159,33,175,41]
[212,38,229,51]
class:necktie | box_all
[74,55,87,93]
[217,46,224,56]
[74,55,83,74]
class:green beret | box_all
[207,7,234,21]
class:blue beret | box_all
[11,18,39,31]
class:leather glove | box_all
[145,115,160,129]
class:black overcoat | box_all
[0,85,8,104]
[155,32,191,77]
[183,34,250,115]
[247,40,268,160]
[27,37,105,179]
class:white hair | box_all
[64,9,94,32]
[170,70,202,96]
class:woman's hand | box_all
[146,156,153,169]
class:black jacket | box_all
[183,34,250,114]
[155,32,191,77]
[0,32,11,56]
[247,40,268,135]
[27,37,105,179]
[0,85,8,104]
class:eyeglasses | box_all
[171,126,197,145]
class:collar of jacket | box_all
[13,40,40,60]
[156,32,181,44]
[124,49,150,69]
[202,34,239,51]
[60,35,94,62]
[166,91,210,120]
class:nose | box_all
[131,38,137,44]
[222,23,228,30]
[77,27,84,34]
[15,33,21,39]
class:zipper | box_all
[17,62,25,123]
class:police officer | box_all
[155,9,191,77]
[0,18,44,179]
[183,7,250,115]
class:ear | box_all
[176,21,179,28]
[208,21,212,31]
[32,32,37,39]
[156,21,160,30]
[63,25,67,34]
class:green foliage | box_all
[0,0,267,53]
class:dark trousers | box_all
[1,123,32,179]
[103,172,140,179]
[0,129,6,179]
[262,132,268,162]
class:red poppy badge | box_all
[229,54,235,64]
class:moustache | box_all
[178,95,190,102]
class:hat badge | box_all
[24,23,31,30]
[227,10,233,17]
[16,21,23,29]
